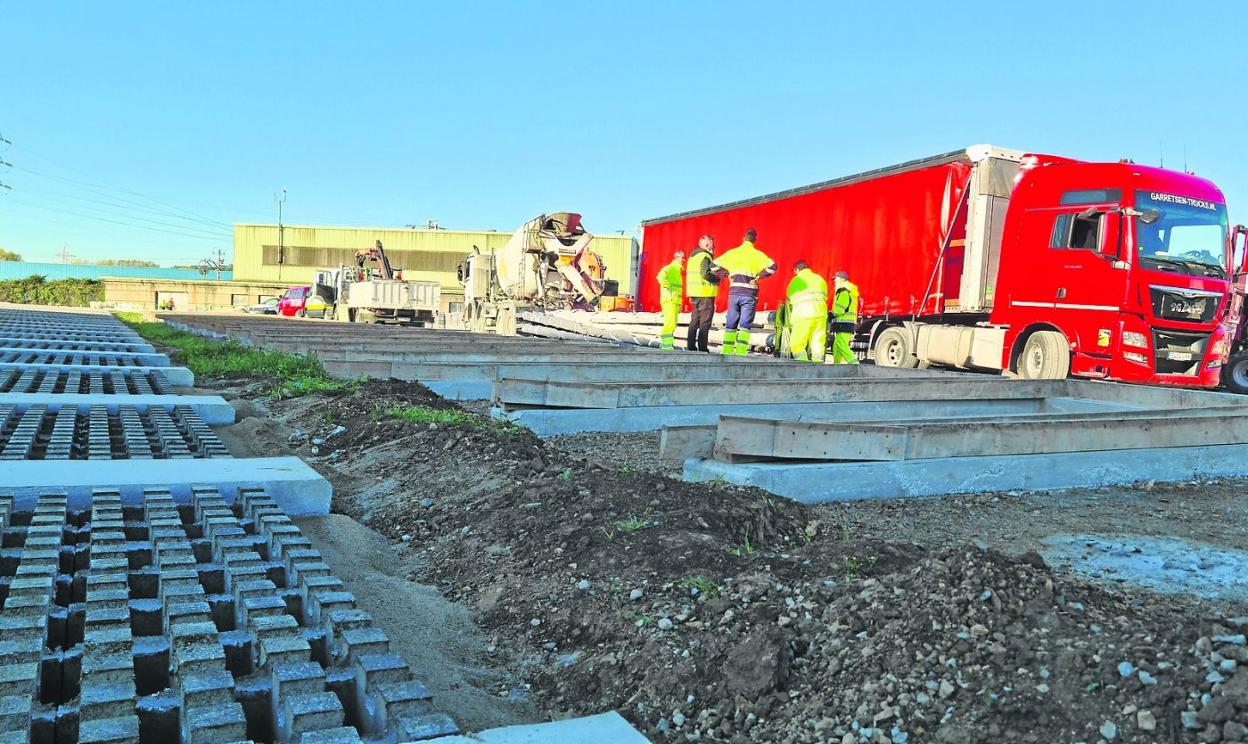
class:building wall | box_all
[102,278,298,311]
[231,223,639,296]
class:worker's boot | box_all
[734,331,751,356]
[721,330,737,355]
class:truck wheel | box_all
[297,308,306,318]
[1224,352,1248,394]
[874,326,919,368]
[1018,330,1070,380]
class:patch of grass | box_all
[729,534,757,558]
[377,405,479,427]
[115,313,359,399]
[679,576,720,599]
[616,514,651,534]
[558,468,574,481]
[633,613,654,627]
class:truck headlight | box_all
[1123,351,1149,364]
[1121,331,1148,349]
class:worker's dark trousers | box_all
[687,297,715,352]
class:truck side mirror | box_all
[1234,225,1248,274]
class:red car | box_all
[276,286,330,318]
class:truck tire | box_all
[1224,352,1248,394]
[1018,330,1070,380]
[874,326,919,368]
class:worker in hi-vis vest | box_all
[656,250,686,350]
[830,270,860,364]
[684,236,720,352]
[785,260,828,362]
[711,228,777,355]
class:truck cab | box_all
[990,158,1232,385]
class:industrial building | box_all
[103,222,639,313]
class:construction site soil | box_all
[204,377,1248,744]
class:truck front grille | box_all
[1149,286,1220,323]
[1151,329,1209,375]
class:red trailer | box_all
[639,145,1235,387]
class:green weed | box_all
[730,534,756,558]
[379,405,479,427]
[616,515,651,534]
[842,555,862,579]
[678,576,720,599]
[600,526,616,542]
[634,614,654,627]
[558,468,574,481]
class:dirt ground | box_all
[205,377,1248,743]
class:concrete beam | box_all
[0,346,170,366]
[0,336,155,352]
[0,361,194,387]
[712,405,1248,462]
[684,443,1248,502]
[494,377,1067,410]
[427,712,649,743]
[383,360,930,383]
[501,396,1134,437]
[0,456,330,515]
[0,393,235,425]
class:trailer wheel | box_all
[1018,330,1070,380]
[1224,352,1248,394]
[874,326,919,368]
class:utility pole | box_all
[275,188,287,281]
[57,245,74,264]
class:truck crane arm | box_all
[355,240,395,279]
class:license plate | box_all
[1167,351,1193,361]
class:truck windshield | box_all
[1135,190,1229,278]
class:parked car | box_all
[276,286,330,318]
[242,297,280,314]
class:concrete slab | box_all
[0,361,194,387]
[388,360,937,383]
[0,347,170,366]
[494,377,1066,410]
[426,712,649,743]
[0,393,235,425]
[0,456,330,514]
[711,405,1248,462]
[683,443,1248,502]
[500,397,1135,437]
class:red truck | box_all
[639,145,1235,387]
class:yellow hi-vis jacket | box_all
[685,247,718,298]
[832,280,860,326]
[712,241,777,295]
[656,257,683,301]
[786,268,828,322]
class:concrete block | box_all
[0,663,37,698]
[282,691,345,740]
[0,694,31,732]
[183,702,248,744]
[299,727,363,744]
[684,442,1248,502]
[79,678,136,720]
[0,457,332,515]
[396,712,459,741]
[179,670,236,709]
[423,712,649,743]
[78,714,140,743]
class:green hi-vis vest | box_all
[657,257,683,299]
[786,268,828,321]
[686,249,717,298]
[833,280,860,323]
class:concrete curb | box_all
[0,392,235,424]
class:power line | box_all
[0,198,231,242]
[4,185,232,237]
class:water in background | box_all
[0,260,232,281]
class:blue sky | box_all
[1,1,1245,265]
